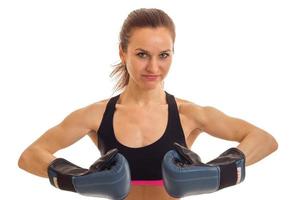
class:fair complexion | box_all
[17,27,175,178]
[182,104,278,166]
[120,26,278,165]
[18,103,100,177]
[119,27,174,106]
[18,26,278,185]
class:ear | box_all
[119,45,126,64]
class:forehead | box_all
[128,27,173,52]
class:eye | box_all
[136,52,148,58]
[160,53,169,59]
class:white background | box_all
[1,0,299,199]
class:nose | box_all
[146,58,159,73]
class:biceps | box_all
[31,124,88,154]
[202,107,253,142]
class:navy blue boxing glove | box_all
[48,149,131,200]
[162,143,245,198]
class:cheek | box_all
[131,58,145,67]
[162,66,171,77]
[136,57,152,68]
[161,60,172,73]
[126,59,144,76]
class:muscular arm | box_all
[18,104,98,177]
[190,105,278,166]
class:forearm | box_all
[18,146,56,178]
[237,128,278,166]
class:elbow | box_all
[18,150,27,170]
[259,131,278,155]
[269,134,278,153]
[248,129,279,155]
[18,147,34,171]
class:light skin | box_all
[119,27,278,165]
[119,27,174,107]
[18,27,278,200]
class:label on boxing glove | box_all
[53,177,59,188]
[237,167,242,184]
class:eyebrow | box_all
[135,48,171,53]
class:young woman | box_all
[18,8,278,200]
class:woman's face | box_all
[120,27,174,90]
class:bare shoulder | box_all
[68,98,111,133]
[84,98,111,130]
[87,98,110,113]
[175,97,205,114]
[175,97,234,131]
[174,97,208,130]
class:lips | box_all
[142,75,160,81]
[143,75,159,78]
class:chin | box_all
[145,84,164,91]
[134,76,164,90]
[141,85,157,90]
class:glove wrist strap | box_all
[48,158,85,192]
[218,162,238,189]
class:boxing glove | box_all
[48,148,131,200]
[162,143,245,198]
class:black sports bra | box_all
[96,91,188,186]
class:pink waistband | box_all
[131,180,164,186]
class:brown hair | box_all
[110,8,176,93]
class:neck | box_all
[119,82,166,106]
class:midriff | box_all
[125,185,180,200]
